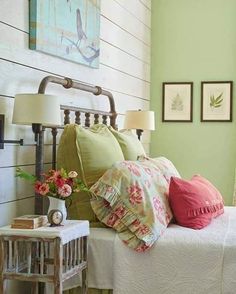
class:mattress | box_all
[86,206,236,294]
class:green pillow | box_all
[75,124,124,187]
[67,191,107,228]
[58,124,124,187]
[109,127,146,160]
[57,124,124,224]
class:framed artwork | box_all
[201,81,233,122]
[29,0,100,68]
[162,82,193,122]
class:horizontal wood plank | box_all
[0,50,150,100]
[0,144,53,168]
[0,163,53,203]
[0,196,34,227]
[0,23,150,82]
[0,165,34,203]
[115,0,151,28]
[100,40,150,82]
[101,17,150,64]
[0,0,150,64]
[0,0,28,32]
[139,0,151,10]
[101,0,151,46]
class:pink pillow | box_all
[169,175,224,229]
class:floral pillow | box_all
[90,157,175,252]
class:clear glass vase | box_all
[48,196,67,224]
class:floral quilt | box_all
[90,157,180,252]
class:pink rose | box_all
[123,162,141,177]
[135,243,151,252]
[46,170,61,182]
[38,183,50,196]
[55,177,66,188]
[139,224,150,235]
[127,184,143,205]
[58,184,72,198]
[132,219,141,227]
[34,181,42,194]
[107,213,118,227]
[114,205,126,218]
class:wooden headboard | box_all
[35,75,117,214]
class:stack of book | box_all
[11,215,48,229]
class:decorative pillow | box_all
[109,127,146,160]
[90,158,173,252]
[147,157,181,183]
[66,124,124,187]
[169,175,224,229]
[57,124,124,225]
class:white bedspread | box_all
[87,207,236,294]
[112,206,236,294]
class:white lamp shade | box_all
[124,110,155,130]
[12,94,61,126]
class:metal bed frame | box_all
[34,75,117,215]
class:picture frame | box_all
[162,82,193,122]
[29,0,101,68]
[201,81,233,122]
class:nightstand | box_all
[0,220,89,294]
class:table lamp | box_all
[124,110,155,140]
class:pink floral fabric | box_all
[90,157,180,252]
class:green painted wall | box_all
[150,0,236,205]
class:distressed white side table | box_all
[0,220,89,294]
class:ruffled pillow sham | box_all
[90,157,180,252]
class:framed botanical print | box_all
[162,82,193,122]
[201,81,233,122]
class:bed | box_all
[87,206,236,294]
[34,75,236,294]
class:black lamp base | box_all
[136,129,143,141]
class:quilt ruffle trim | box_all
[187,202,224,217]
[90,181,158,251]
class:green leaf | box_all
[215,92,223,102]
[15,168,36,183]
[215,98,223,105]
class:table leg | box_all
[54,238,63,294]
[31,282,38,294]
[81,268,88,294]
[81,236,88,294]
[0,239,6,294]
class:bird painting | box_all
[60,3,99,67]
[76,8,87,46]
[31,0,100,68]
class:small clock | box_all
[47,209,63,226]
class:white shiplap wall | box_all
[0,1,150,291]
[0,0,151,228]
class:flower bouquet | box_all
[16,168,88,200]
